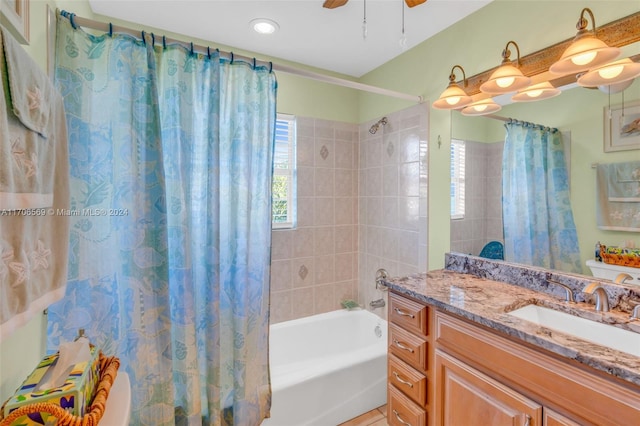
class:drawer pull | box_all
[393,409,412,426]
[393,339,415,353]
[392,371,414,388]
[394,307,415,318]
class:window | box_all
[272,114,296,228]
[450,139,465,220]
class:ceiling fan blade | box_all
[323,0,349,9]
[405,0,427,7]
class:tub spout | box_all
[370,298,386,309]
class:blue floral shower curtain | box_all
[47,14,276,425]
[502,120,581,273]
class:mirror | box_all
[450,74,640,276]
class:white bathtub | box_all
[262,309,388,426]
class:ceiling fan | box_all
[323,0,427,9]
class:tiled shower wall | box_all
[269,104,429,324]
[450,140,504,256]
[270,118,359,324]
[358,104,429,320]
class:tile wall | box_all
[450,140,503,256]
[270,118,359,323]
[358,104,429,320]
[269,104,429,324]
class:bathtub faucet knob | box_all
[370,298,386,309]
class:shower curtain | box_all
[502,120,581,273]
[47,14,276,425]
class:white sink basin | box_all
[508,304,640,357]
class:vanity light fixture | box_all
[250,18,280,35]
[432,65,472,110]
[460,98,502,116]
[479,41,531,95]
[511,82,561,102]
[549,8,620,75]
[576,58,640,88]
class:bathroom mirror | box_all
[450,74,640,276]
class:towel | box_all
[596,162,640,232]
[0,26,55,209]
[606,162,640,202]
[0,26,70,341]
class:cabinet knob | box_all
[393,339,415,353]
[393,409,412,426]
[394,307,415,318]
[392,371,414,388]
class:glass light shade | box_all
[479,64,531,94]
[549,35,620,75]
[512,82,561,102]
[597,79,634,94]
[460,99,501,116]
[432,82,472,110]
[577,58,640,87]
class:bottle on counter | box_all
[595,241,602,262]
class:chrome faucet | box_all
[583,282,610,312]
[547,279,574,303]
[615,273,633,284]
[630,304,640,321]
[370,298,386,309]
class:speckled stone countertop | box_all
[384,253,640,387]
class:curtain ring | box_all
[253,58,256,69]
[189,42,194,56]
[151,33,155,47]
[207,46,211,59]
[141,30,146,45]
[69,13,78,29]
[162,35,167,50]
[108,23,113,37]
[269,62,273,73]
[230,52,234,64]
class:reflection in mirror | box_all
[450,71,640,277]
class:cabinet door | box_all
[543,409,582,426]
[435,350,542,426]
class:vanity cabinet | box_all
[387,292,431,426]
[388,290,640,426]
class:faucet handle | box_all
[547,279,574,303]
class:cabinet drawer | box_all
[389,354,427,405]
[389,323,428,371]
[390,293,428,336]
[388,384,427,426]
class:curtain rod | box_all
[59,11,424,104]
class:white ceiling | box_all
[88,0,493,77]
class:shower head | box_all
[369,117,388,134]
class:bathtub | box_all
[262,309,388,426]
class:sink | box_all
[508,304,640,357]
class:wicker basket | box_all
[0,353,120,426]
[600,244,640,269]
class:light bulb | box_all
[526,89,543,98]
[598,64,624,80]
[446,96,461,106]
[496,77,515,88]
[362,21,367,39]
[473,104,488,112]
[571,51,597,66]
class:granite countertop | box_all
[384,268,640,388]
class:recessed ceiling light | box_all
[250,18,279,35]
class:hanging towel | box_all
[0,26,55,209]
[0,26,70,341]
[596,162,640,232]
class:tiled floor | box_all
[338,405,388,426]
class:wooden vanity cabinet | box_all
[388,290,640,426]
[387,292,431,426]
